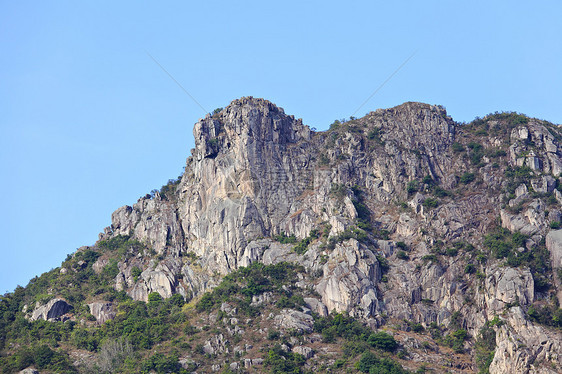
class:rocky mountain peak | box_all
[193,96,311,160]
[369,101,456,153]
[5,99,562,374]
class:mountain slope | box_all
[2,97,562,374]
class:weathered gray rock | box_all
[243,358,264,368]
[274,309,314,333]
[303,297,328,317]
[546,229,562,305]
[30,298,71,321]
[18,368,39,374]
[316,239,381,317]
[484,265,534,313]
[203,334,229,355]
[91,98,562,371]
[87,301,116,324]
[293,345,314,359]
[489,307,562,374]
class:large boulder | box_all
[274,309,314,333]
[18,368,39,374]
[87,301,116,324]
[30,298,72,321]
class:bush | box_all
[445,248,458,257]
[475,324,496,374]
[444,329,467,353]
[460,172,476,184]
[397,251,409,260]
[355,351,408,374]
[131,266,142,282]
[141,353,187,374]
[407,180,419,194]
[367,331,398,351]
[264,344,306,373]
[410,323,424,333]
[422,198,439,208]
[274,233,297,244]
[451,142,464,153]
[464,264,476,274]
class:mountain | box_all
[2,97,562,374]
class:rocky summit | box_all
[2,97,562,374]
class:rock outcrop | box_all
[30,298,72,322]
[87,301,116,324]
[87,98,562,372]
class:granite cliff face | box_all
[12,97,562,373]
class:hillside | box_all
[2,97,562,374]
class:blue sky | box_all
[1,1,561,293]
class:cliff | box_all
[2,97,562,374]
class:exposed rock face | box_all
[274,309,314,333]
[546,229,562,305]
[484,265,534,312]
[316,239,381,317]
[87,302,116,324]
[30,298,72,322]
[293,345,314,359]
[95,97,562,372]
[18,368,39,374]
[489,307,562,374]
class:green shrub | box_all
[451,142,464,153]
[274,233,297,244]
[464,264,476,274]
[444,329,467,353]
[422,198,439,208]
[407,180,419,194]
[460,172,476,184]
[355,351,408,374]
[264,344,306,373]
[445,248,458,257]
[397,251,409,260]
[367,331,398,351]
[131,266,142,282]
[141,353,187,374]
[475,323,496,374]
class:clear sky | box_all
[1,1,561,293]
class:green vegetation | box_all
[397,251,409,260]
[273,233,297,244]
[443,328,468,353]
[293,229,320,255]
[0,344,76,373]
[196,262,303,314]
[367,127,383,143]
[131,266,142,282]
[159,177,181,201]
[264,344,306,373]
[464,263,476,274]
[422,198,439,209]
[527,303,562,328]
[451,142,464,153]
[483,228,551,291]
[355,351,409,374]
[467,142,484,166]
[407,180,419,194]
[352,185,373,231]
[460,172,476,184]
[314,313,397,351]
[474,319,502,374]
[504,165,534,194]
